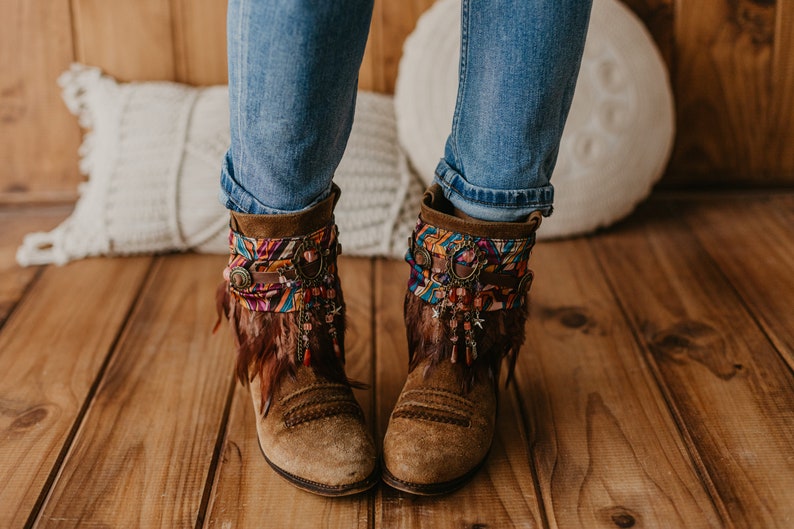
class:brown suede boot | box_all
[382,185,542,495]
[216,186,378,496]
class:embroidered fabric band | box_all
[405,219,535,312]
[405,218,537,365]
[225,222,341,313]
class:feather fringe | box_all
[215,282,364,416]
[404,292,527,393]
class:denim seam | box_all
[449,0,471,171]
[435,166,554,210]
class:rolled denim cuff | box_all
[434,160,554,222]
[220,151,331,215]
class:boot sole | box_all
[258,437,379,497]
[381,455,487,496]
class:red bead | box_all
[303,348,312,366]
[326,313,335,323]
[304,249,318,262]
[333,338,341,358]
[464,321,472,330]
[466,346,473,366]
[302,322,312,331]
[312,287,321,296]
[326,288,336,299]
[451,345,458,363]
[473,296,483,309]
[449,290,457,302]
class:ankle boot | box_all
[382,185,542,495]
[216,186,378,496]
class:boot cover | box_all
[382,185,541,495]
[216,187,378,496]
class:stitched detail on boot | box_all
[281,383,351,406]
[287,394,357,414]
[392,408,471,428]
[400,388,474,409]
[284,401,364,428]
[392,405,471,427]
[395,399,470,417]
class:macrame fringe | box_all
[404,292,527,393]
[216,282,364,416]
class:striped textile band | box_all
[405,219,535,312]
[225,222,341,313]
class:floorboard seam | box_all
[0,265,44,332]
[586,233,735,528]
[509,383,551,529]
[23,256,160,529]
[672,199,794,380]
[194,372,238,529]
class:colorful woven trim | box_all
[405,218,536,365]
[405,219,535,312]
[225,223,340,313]
[224,222,344,365]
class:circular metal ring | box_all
[446,240,485,283]
[229,266,253,290]
[414,246,432,269]
[292,238,326,282]
[517,270,534,294]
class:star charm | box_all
[473,316,485,328]
[432,307,441,319]
[329,305,342,317]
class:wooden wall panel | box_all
[770,0,794,177]
[0,0,80,203]
[2,0,794,205]
[71,0,176,82]
[172,0,228,85]
[670,0,779,185]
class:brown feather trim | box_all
[216,281,364,416]
[404,292,528,393]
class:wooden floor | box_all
[1,192,793,529]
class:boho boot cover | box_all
[383,184,542,495]
[216,186,377,496]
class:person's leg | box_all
[217,0,378,496]
[383,0,592,495]
[221,0,374,214]
[435,0,592,222]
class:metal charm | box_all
[229,266,253,290]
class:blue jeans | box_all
[221,0,592,222]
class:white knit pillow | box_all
[17,64,413,266]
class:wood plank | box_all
[770,0,794,177]
[518,239,724,528]
[591,202,794,527]
[0,0,81,202]
[359,0,387,93]
[171,0,228,86]
[379,0,436,94]
[668,0,780,185]
[71,0,176,81]
[374,259,544,529]
[675,194,794,370]
[0,205,72,326]
[33,255,233,528]
[0,256,152,528]
[205,257,374,529]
